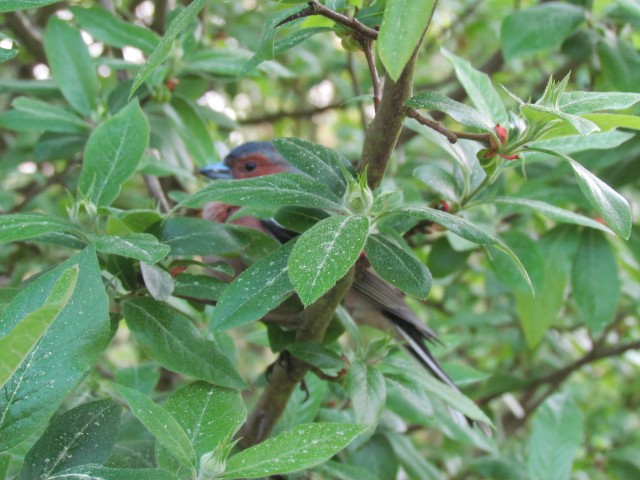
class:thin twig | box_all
[240,102,346,125]
[151,0,169,34]
[282,1,378,39]
[143,175,172,214]
[360,38,381,110]
[5,11,47,63]
[406,108,492,145]
[347,52,368,130]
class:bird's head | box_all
[199,141,292,180]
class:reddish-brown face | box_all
[228,153,289,179]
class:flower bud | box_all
[344,175,374,214]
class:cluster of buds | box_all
[477,124,520,175]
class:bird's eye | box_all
[244,162,257,172]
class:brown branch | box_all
[240,102,346,125]
[151,0,169,34]
[281,1,378,40]
[360,38,381,110]
[5,11,47,64]
[346,52,368,130]
[143,175,172,214]
[238,269,355,448]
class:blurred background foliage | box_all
[1,0,640,479]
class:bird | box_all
[198,141,472,421]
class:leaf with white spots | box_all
[89,233,170,264]
[178,173,344,212]
[18,400,121,480]
[157,382,246,477]
[49,465,180,480]
[211,241,296,331]
[365,233,432,299]
[0,213,81,245]
[289,215,369,306]
[273,138,355,195]
[220,423,366,479]
[116,385,196,470]
[388,206,532,292]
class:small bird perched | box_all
[199,141,467,412]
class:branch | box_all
[360,38,381,110]
[151,0,169,34]
[279,1,378,40]
[240,102,347,125]
[238,268,355,448]
[143,175,172,214]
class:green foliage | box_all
[1,0,639,479]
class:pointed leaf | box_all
[0,0,62,12]
[157,382,246,474]
[178,173,343,211]
[116,385,196,470]
[289,215,369,306]
[559,91,640,114]
[0,213,80,245]
[0,248,110,451]
[364,233,431,299]
[345,361,386,427]
[413,164,459,202]
[273,138,354,195]
[378,0,437,81]
[212,241,295,331]
[124,298,246,389]
[521,104,600,135]
[220,423,366,479]
[129,0,208,98]
[89,233,170,264]
[441,48,508,124]
[0,266,78,390]
[50,466,179,480]
[44,18,99,116]
[79,100,150,207]
[18,400,121,480]
[140,263,174,301]
[407,91,494,131]
[0,97,89,133]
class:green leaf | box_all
[157,382,246,475]
[572,230,619,332]
[528,393,584,480]
[78,100,149,207]
[382,358,493,426]
[243,26,332,74]
[89,233,170,264]
[364,233,432,299]
[389,206,532,290]
[220,423,366,479]
[129,0,208,98]
[501,3,585,60]
[0,213,80,245]
[164,96,215,167]
[287,341,345,370]
[345,361,386,427]
[441,48,508,124]
[407,91,495,131]
[378,0,437,81]
[413,164,459,202]
[173,273,226,302]
[532,130,634,152]
[387,432,443,480]
[178,173,344,212]
[521,104,600,136]
[559,91,640,114]
[515,227,577,348]
[0,47,17,63]
[50,466,179,480]
[289,215,369,306]
[578,113,640,132]
[273,138,355,196]
[44,18,99,116]
[116,384,196,470]
[124,298,247,389]
[239,4,308,75]
[157,217,251,256]
[114,364,160,395]
[274,207,330,233]
[0,248,110,451]
[0,97,89,133]
[0,265,78,390]
[18,400,121,480]
[565,153,630,239]
[140,263,174,301]
[71,6,160,54]
[487,197,614,234]
[0,0,62,12]
[212,241,295,331]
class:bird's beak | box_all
[198,163,232,180]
